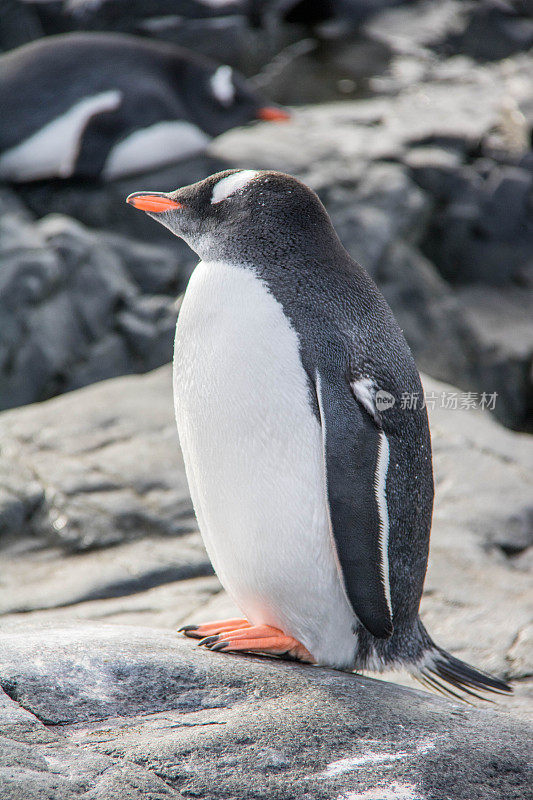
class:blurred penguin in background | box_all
[0,31,289,182]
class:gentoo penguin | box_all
[127,169,511,699]
[0,33,288,182]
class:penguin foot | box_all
[178,617,250,640]
[197,624,315,663]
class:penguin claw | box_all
[208,641,229,652]
[178,617,250,640]
[178,624,201,638]
[198,635,220,647]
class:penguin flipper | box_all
[315,368,393,639]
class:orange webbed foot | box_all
[197,623,315,663]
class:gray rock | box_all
[0,625,531,800]
[0,212,186,411]
[0,687,180,799]
[417,159,533,287]
[376,241,473,387]
[453,285,533,431]
[0,365,196,552]
[446,1,533,61]
[0,0,43,52]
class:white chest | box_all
[173,261,357,667]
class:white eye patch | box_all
[210,65,235,107]
[211,170,259,204]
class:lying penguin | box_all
[127,170,511,700]
[0,33,288,182]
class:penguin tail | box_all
[414,641,512,703]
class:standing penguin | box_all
[0,33,288,182]
[127,170,511,699]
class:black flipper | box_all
[316,367,393,639]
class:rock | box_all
[376,241,473,388]
[366,0,533,63]
[0,536,214,616]
[253,32,393,104]
[417,158,533,287]
[445,1,533,61]
[0,365,196,552]
[364,0,469,56]
[453,285,533,431]
[0,211,187,411]
[0,625,531,800]
[0,687,179,800]
[25,0,249,37]
[488,506,533,558]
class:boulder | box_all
[0,0,43,52]
[0,208,186,411]
[452,285,533,431]
[0,625,531,800]
[0,365,196,552]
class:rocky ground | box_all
[0,364,532,799]
[1,627,532,800]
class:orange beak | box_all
[126,192,182,213]
[257,106,291,122]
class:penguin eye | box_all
[210,65,235,107]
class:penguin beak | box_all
[256,107,291,122]
[126,192,182,213]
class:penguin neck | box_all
[195,221,349,275]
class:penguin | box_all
[126,169,511,699]
[0,33,288,183]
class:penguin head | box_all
[127,169,338,262]
[187,64,290,136]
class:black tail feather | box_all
[422,645,512,701]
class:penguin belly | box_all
[173,260,358,668]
